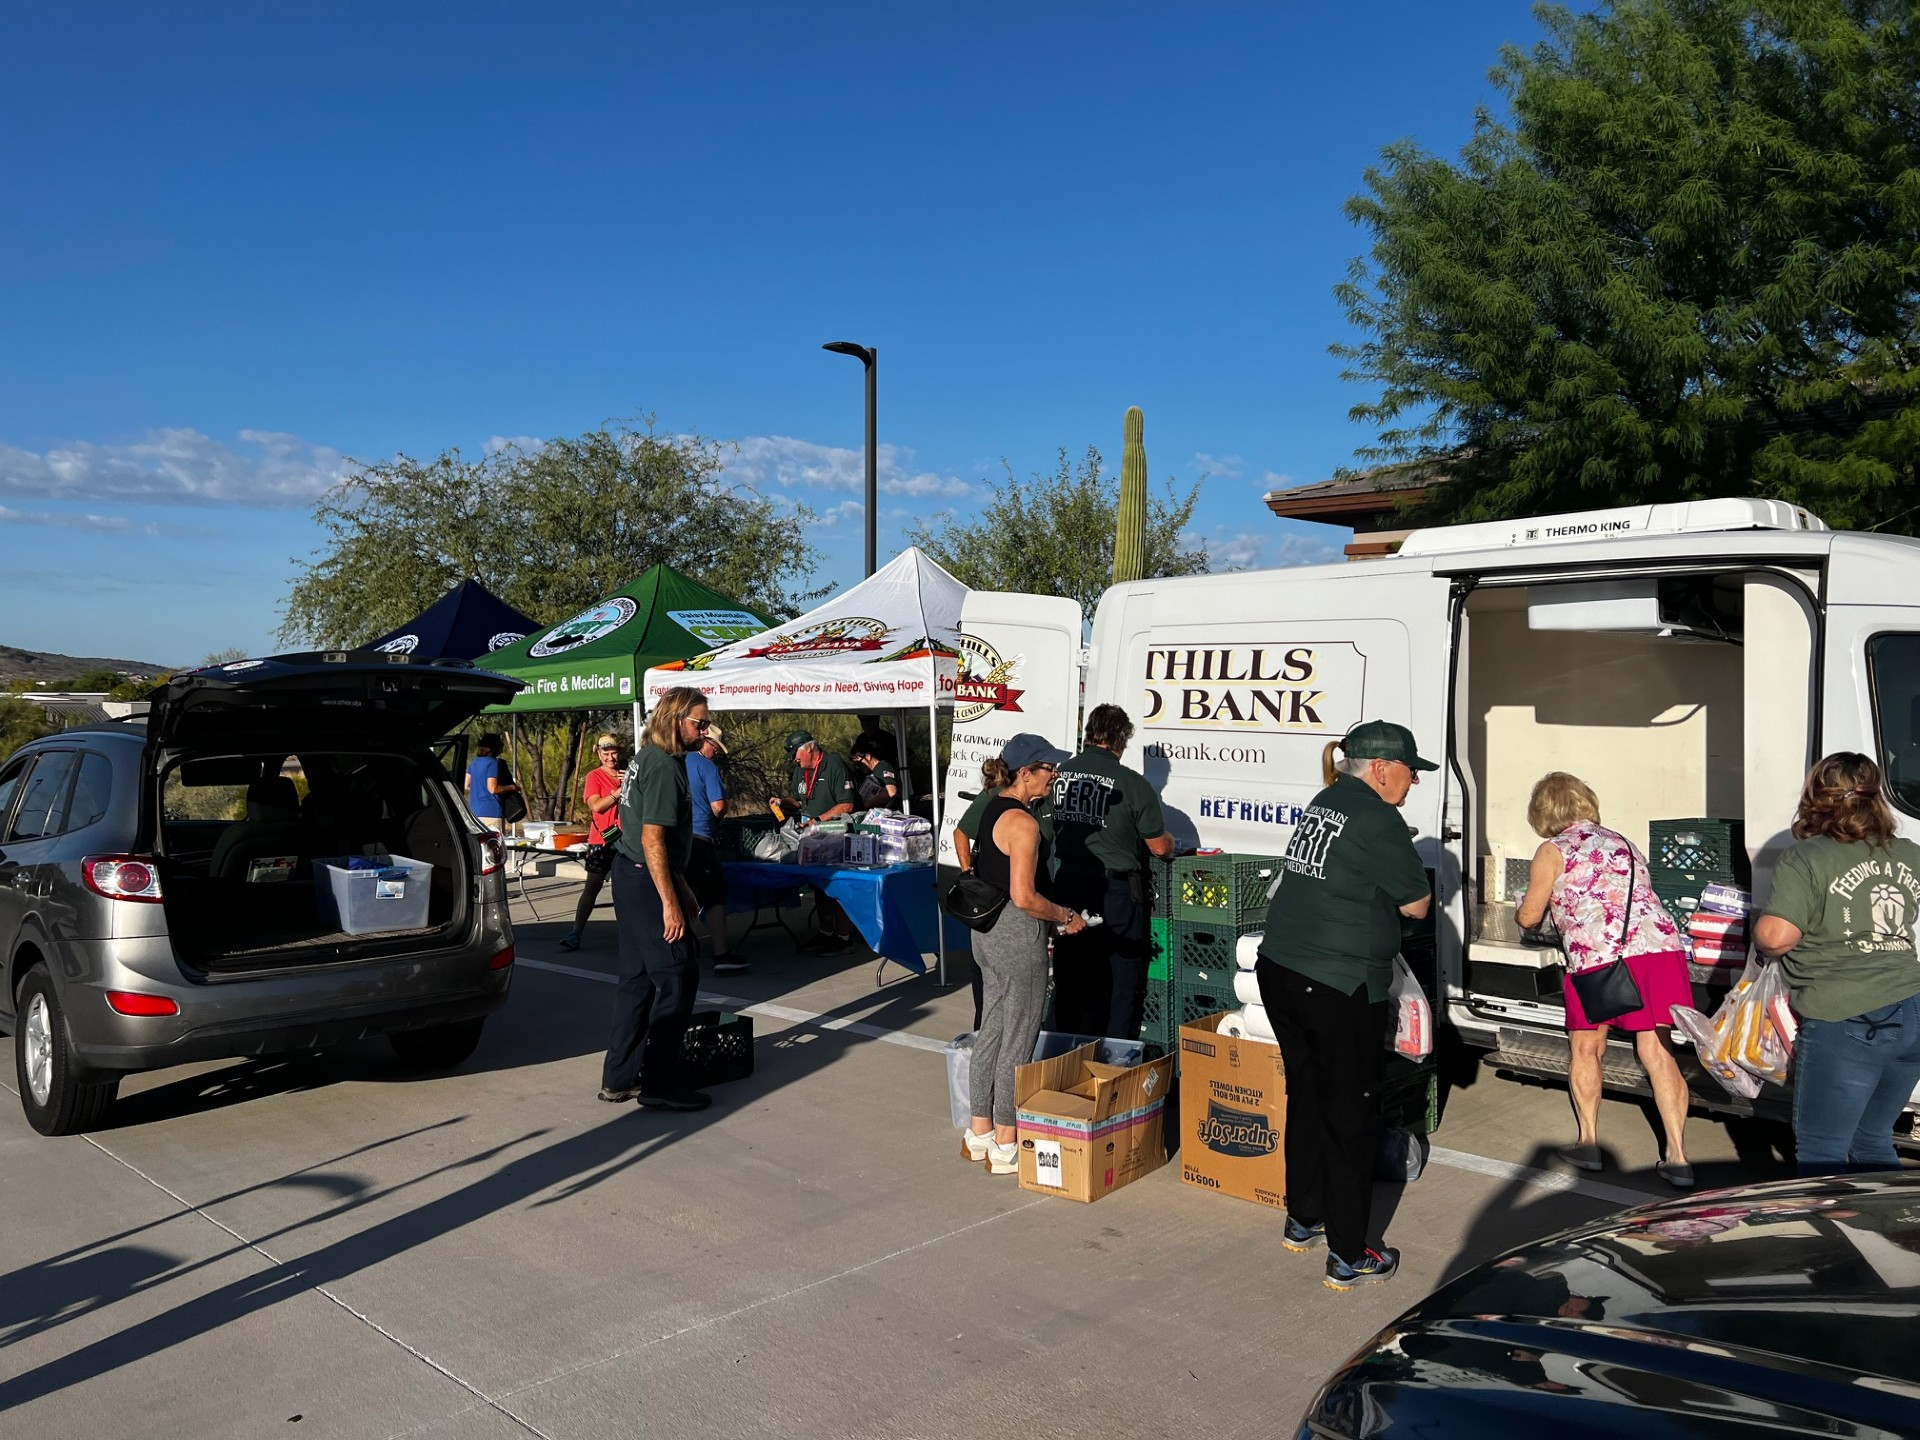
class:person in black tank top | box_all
[964,735,1087,1176]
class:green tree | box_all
[0,697,55,764]
[1337,0,1920,530]
[906,445,1209,622]
[280,418,818,647]
[280,417,821,821]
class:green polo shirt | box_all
[1050,745,1165,876]
[1762,836,1920,1022]
[956,788,1054,847]
[791,752,857,819]
[1261,774,1430,1002]
[858,760,901,810]
[614,744,694,871]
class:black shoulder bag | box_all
[942,871,1008,933]
[1566,849,1647,1024]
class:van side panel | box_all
[1086,569,1454,857]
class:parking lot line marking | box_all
[62,1121,557,1440]
[1426,1145,1655,1208]
[517,956,953,1053]
[517,958,1658,1208]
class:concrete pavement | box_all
[0,873,1796,1439]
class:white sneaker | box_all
[962,1130,994,1163]
[986,1139,1019,1175]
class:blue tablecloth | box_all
[722,860,955,974]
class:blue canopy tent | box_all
[363,579,540,661]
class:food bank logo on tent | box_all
[952,632,1026,723]
[743,617,890,661]
[529,598,639,658]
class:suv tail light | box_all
[478,832,504,877]
[82,856,164,903]
[107,991,180,1016]
[488,945,515,970]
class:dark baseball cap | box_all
[784,729,814,756]
[1343,720,1437,771]
[1001,733,1072,772]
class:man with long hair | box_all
[599,687,713,1111]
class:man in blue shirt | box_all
[684,724,738,973]
[464,732,517,829]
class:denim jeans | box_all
[1792,990,1920,1176]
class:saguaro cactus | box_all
[1112,405,1148,584]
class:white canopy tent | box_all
[643,547,969,979]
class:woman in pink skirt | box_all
[1515,772,1694,1188]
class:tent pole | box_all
[929,693,946,987]
[632,698,643,747]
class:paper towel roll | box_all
[1235,933,1264,969]
[1218,1006,1278,1045]
[1232,968,1264,1006]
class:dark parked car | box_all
[1298,1172,1920,1439]
[0,653,522,1135]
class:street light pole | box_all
[822,340,877,577]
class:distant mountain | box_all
[0,644,174,685]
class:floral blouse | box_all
[1548,820,1680,973]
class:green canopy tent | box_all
[482,565,776,738]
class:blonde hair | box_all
[643,687,707,755]
[1792,752,1896,846]
[1528,772,1602,838]
[595,732,621,753]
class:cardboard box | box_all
[1015,1043,1174,1202]
[1178,1012,1288,1211]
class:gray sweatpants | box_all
[969,908,1049,1127]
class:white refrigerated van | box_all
[1081,496,1920,1125]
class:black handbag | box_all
[941,870,1008,934]
[1566,850,1646,1024]
[493,759,528,826]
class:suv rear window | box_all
[9,751,77,841]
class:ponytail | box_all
[981,756,1013,791]
[1321,740,1341,788]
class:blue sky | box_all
[0,2,1559,667]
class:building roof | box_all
[1262,460,1448,526]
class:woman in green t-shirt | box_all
[1755,752,1920,1176]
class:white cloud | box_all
[814,500,866,528]
[1260,470,1295,490]
[1190,452,1246,479]
[485,434,547,455]
[1188,528,1344,573]
[722,435,970,500]
[0,428,351,507]
[0,505,162,536]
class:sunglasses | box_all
[692,718,712,731]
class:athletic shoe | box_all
[962,1130,995,1163]
[597,1085,639,1103]
[1657,1160,1696,1189]
[1557,1142,1603,1171]
[985,1138,1019,1175]
[1324,1247,1400,1292]
[638,1087,713,1112]
[1281,1215,1326,1252]
[713,958,749,975]
[557,932,582,952]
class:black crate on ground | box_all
[1171,854,1283,927]
[681,1010,755,1086]
[1380,1055,1440,1135]
[1649,818,1748,900]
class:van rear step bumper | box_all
[1488,1026,1793,1125]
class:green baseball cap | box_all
[784,729,814,756]
[1343,720,1437,772]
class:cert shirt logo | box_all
[529,598,639,658]
[952,631,1027,723]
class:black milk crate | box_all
[1649,818,1748,902]
[716,814,778,862]
[1170,853,1283,927]
[681,1010,755,1086]
[1380,1055,1440,1135]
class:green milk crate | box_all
[1171,853,1283,927]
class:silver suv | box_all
[0,654,522,1135]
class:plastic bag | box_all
[1387,955,1432,1059]
[1670,1003,1762,1099]
[1730,958,1793,1085]
[751,819,802,861]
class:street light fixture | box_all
[822,340,878,577]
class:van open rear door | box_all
[938,591,1083,865]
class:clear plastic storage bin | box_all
[313,855,434,935]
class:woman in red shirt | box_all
[560,734,626,952]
